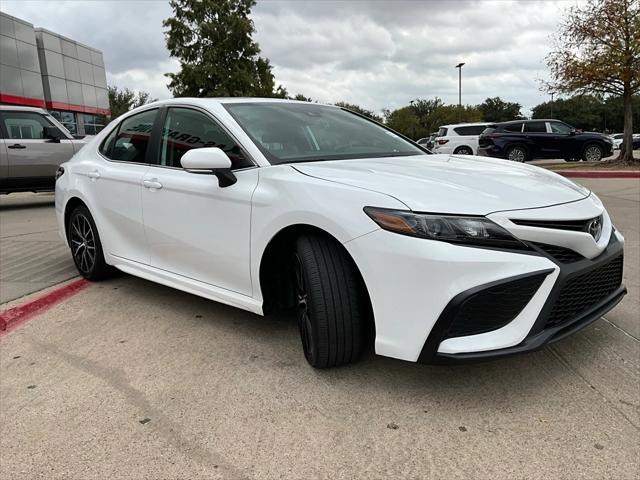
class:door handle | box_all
[143,179,163,190]
[7,144,26,149]
[87,170,101,180]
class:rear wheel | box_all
[507,145,528,162]
[582,143,604,162]
[68,206,113,280]
[454,146,473,155]
[293,234,367,368]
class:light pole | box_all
[455,62,465,122]
[550,92,555,118]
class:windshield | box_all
[224,102,424,164]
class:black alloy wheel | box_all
[294,253,316,365]
[70,213,96,274]
[68,206,113,280]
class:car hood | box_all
[292,154,590,215]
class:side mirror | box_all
[180,147,237,187]
[44,126,63,143]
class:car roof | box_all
[440,122,492,128]
[0,105,48,113]
[142,97,340,109]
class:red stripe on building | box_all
[0,92,46,108]
[45,101,110,116]
[0,91,110,116]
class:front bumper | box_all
[345,198,625,364]
[424,233,625,364]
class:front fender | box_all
[249,166,406,302]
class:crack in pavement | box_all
[25,335,251,480]
[547,344,639,431]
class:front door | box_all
[0,110,75,191]
[547,121,578,159]
[141,107,258,296]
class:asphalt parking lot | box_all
[1,178,639,479]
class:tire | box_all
[582,143,604,162]
[454,146,473,155]
[506,145,528,162]
[293,234,367,368]
[68,205,113,280]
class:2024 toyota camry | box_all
[55,98,626,368]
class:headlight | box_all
[364,207,527,249]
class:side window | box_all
[1,111,58,140]
[524,121,547,133]
[100,109,157,162]
[549,122,573,134]
[504,123,523,133]
[158,108,252,169]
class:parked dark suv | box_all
[478,119,613,162]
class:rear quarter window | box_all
[453,125,488,136]
[503,123,523,133]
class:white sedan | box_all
[55,98,626,368]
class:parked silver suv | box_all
[0,106,87,194]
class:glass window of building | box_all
[49,110,78,135]
[81,113,107,135]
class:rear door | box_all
[0,110,75,191]
[89,108,158,263]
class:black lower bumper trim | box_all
[430,286,626,365]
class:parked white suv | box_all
[433,123,492,155]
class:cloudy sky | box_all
[1,0,575,116]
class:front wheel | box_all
[293,234,368,368]
[582,144,604,162]
[68,206,113,280]
[507,146,528,162]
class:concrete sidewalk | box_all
[0,193,76,303]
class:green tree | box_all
[334,101,383,122]
[546,0,639,163]
[477,97,523,122]
[408,97,444,133]
[428,105,483,130]
[163,0,287,98]
[383,107,423,139]
[107,85,157,119]
[532,95,605,130]
[292,93,313,102]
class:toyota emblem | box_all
[588,216,603,241]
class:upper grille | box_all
[511,217,600,232]
[533,243,584,263]
[546,255,623,328]
[446,273,548,338]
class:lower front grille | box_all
[546,255,623,328]
[445,272,548,338]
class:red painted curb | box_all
[555,170,640,178]
[0,279,89,337]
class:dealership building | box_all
[0,11,110,135]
